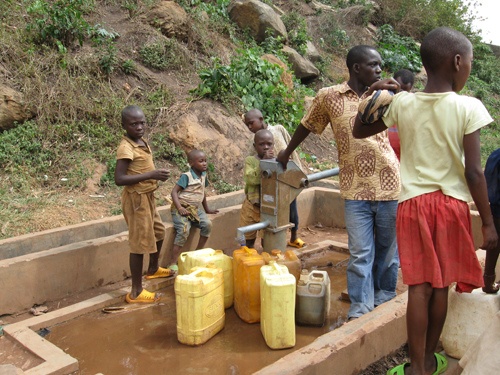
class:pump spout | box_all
[236,221,270,245]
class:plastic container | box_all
[175,266,225,345]
[232,247,265,323]
[260,261,296,349]
[178,248,233,308]
[261,249,301,282]
[295,269,331,326]
[441,284,500,359]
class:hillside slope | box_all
[1,0,498,239]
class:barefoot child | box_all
[115,105,175,304]
[353,27,498,375]
[169,150,219,268]
[239,129,275,249]
[243,108,305,248]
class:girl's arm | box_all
[464,130,498,251]
[353,116,387,138]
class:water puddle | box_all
[46,253,350,374]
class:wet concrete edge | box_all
[3,277,175,375]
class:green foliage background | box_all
[0,0,498,239]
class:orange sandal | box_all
[288,238,306,249]
[125,289,159,304]
[145,267,176,280]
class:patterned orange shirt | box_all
[301,82,400,200]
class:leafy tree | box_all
[26,0,95,47]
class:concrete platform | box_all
[2,185,482,374]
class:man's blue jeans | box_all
[344,199,399,319]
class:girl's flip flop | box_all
[386,362,409,375]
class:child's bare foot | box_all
[482,273,499,294]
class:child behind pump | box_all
[243,109,305,248]
[239,129,274,249]
[353,27,498,375]
[387,69,415,160]
[115,105,175,304]
[169,150,219,268]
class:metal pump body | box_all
[237,159,339,253]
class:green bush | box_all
[281,12,310,55]
[207,163,241,194]
[376,24,422,73]
[191,48,313,130]
[373,0,478,40]
[99,158,117,187]
[150,135,188,170]
[121,59,136,74]
[316,14,350,54]
[139,39,188,71]
[98,42,118,75]
[470,43,500,95]
[26,0,95,47]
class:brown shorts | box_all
[239,199,262,240]
[122,190,166,254]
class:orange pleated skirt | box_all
[397,190,483,293]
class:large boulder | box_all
[166,101,251,186]
[281,46,319,81]
[305,41,322,63]
[145,1,189,41]
[228,0,287,43]
[0,84,34,131]
[260,54,293,89]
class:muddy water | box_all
[46,255,349,375]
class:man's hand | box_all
[366,78,400,96]
[277,150,290,170]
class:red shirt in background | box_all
[388,125,400,161]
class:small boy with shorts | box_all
[239,129,275,249]
[353,27,498,375]
[244,108,305,248]
[169,150,218,268]
[115,105,174,304]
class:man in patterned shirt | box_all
[277,45,401,320]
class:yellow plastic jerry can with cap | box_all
[175,266,225,345]
[262,249,301,282]
[178,248,233,308]
[232,246,265,323]
[260,261,296,349]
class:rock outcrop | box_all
[228,0,287,43]
[0,84,34,131]
[281,46,320,81]
[166,101,252,185]
[145,0,189,41]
